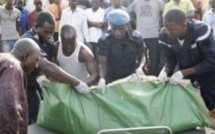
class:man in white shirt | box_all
[85,0,105,61]
[128,0,165,76]
[51,24,98,86]
[202,0,215,39]
[60,0,91,48]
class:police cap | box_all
[107,9,130,28]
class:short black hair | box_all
[164,8,186,24]
[35,11,55,27]
[61,24,76,35]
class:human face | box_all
[163,20,186,39]
[69,0,77,9]
[55,0,61,4]
[34,0,42,11]
[91,0,100,10]
[36,21,54,43]
[111,25,127,40]
[112,0,121,7]
[210,0,215,8]
[61,33,76,55]
[6,0,14,9]
[22,49,41,72]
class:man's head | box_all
[11,38,41,72]
[6,0,15,9]
[163,9,187,39]
[91,0,100,10]
[107,9,130,40]
[34,0,43,11]
[210,0,215,9]
[54,0,61,4]
[16,0,24,11]
[111,0,122,8]
[34,12,55,43]
[69,0,78,9]
[60,25,77,55]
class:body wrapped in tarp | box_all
[36,76,212,134]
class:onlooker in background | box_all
[128,0,165,76]
[85,0,105,60]
[0,38,41,134]
[163,0,195,18]
[77,0,91,9]
[51,25,98,86]
[104,0,128,30]
[0,0,21,52]
[48,0,67,41]
[203,0,215,38]
[28,0,43,30]
[60,0,91,48]
[16,0,29,35]
[98,10,145,89]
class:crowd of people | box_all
[1,0,215,133]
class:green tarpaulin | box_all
[37,76,212,134]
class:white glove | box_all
[169,71,183,85]
[135,68,145,77]
[98,78,106,93]
[36,75,50,86]
[75,81,91,94]
[158,69,168,83]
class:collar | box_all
[208,8,215,13]
[67,7,80,13]
[2,4,14,10]
[31,28,39,40]
[170,0,186,4]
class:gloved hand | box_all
[75,81,91,94]
[158,69,168,83]
[36,75,50,87]
[135,68,145,77]
[98,78,106,93]
[169,71,183,85]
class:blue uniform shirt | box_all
[98,29,145,82]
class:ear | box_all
[21,53,29,62]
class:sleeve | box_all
[162,4,169,17]
[202,12,209,25]
[59,9,66,38]
[103,8,110,23]
[16,10,21,21]
[128,1,135,13]
[158,0,165,12]
[0,66,24,134]
[159,28,177,71]
[82,12,90,42]
[99,10,105,23]
[193,25,215,75]
[98,36,109,56]
[136,35,145,58]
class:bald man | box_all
[0,38,40,134]
[51,25,98,86]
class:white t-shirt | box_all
[128,0,165,38]
[85,7,105,43]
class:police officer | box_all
[97,9,145,90]
[158,9,215,116]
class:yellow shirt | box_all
[163,0,195,17]
[48,3,67,32]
